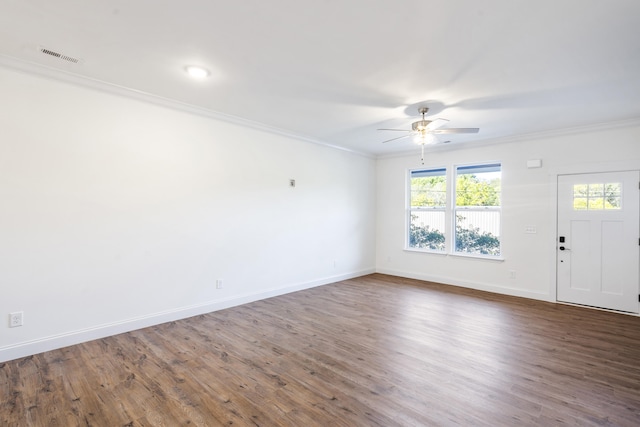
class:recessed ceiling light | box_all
[185,65,210,79]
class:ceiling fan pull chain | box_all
[421,143,425,165]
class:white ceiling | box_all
[1,0,640,155]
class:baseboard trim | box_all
[0,269,374,363]
[375,268,553,302]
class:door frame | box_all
[549,160,640,313]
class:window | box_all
[573,183,621,210]
[407,163,502,258]
[454,164,501,257]
[408,168,447,251]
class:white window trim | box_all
[406,166,447,253]
[453,162,502,259]
[406,162,503,260]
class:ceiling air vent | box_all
[39,47,81,64]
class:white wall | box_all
[376,122,640,301]
[3,62,638,364]
[0,66,376,362]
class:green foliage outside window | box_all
[455,174,500,207]
[411,176,446,207]
[409,216,500,255]
[454,221,501,255]
[409,216,445,250]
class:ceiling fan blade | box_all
[425,118,449,130]
[381,134,412,143]
[431,128,479,134]
[377,128,411,132]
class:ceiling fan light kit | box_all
[410,107,442,132]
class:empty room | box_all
[1,1,640,426]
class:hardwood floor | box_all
[2,273,640,426]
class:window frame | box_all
[406,162,503,260]
[406,167,448,253]
[453,163,502,258]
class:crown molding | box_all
[0,54,373,159]
[3,53,637,163]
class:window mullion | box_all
[445,166,454,253]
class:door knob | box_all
[559,246,570,251]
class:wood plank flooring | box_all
[2,273,640,426]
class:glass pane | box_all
[573,184,588,197]
[588,197,604,209]
[588,184,604,197]
[605,197,621,210]
[409,211,445,251]
[573,197,588,210]
[455,164,501,207]
[604,183,622,209]
[411,173,446,208]
[605,183,621,197]
[454,211,501,256]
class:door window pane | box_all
[604,183,621,209]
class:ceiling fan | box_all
[379,107,479,143]
[378,107,480,164]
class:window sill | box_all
[404,247,504,262]
[448,252,505,262]
[404,247,447,255]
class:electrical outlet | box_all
[509,270,516,279]
[216,279,223,289]
[9,311,23,328]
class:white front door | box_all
[557,171,639,313]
